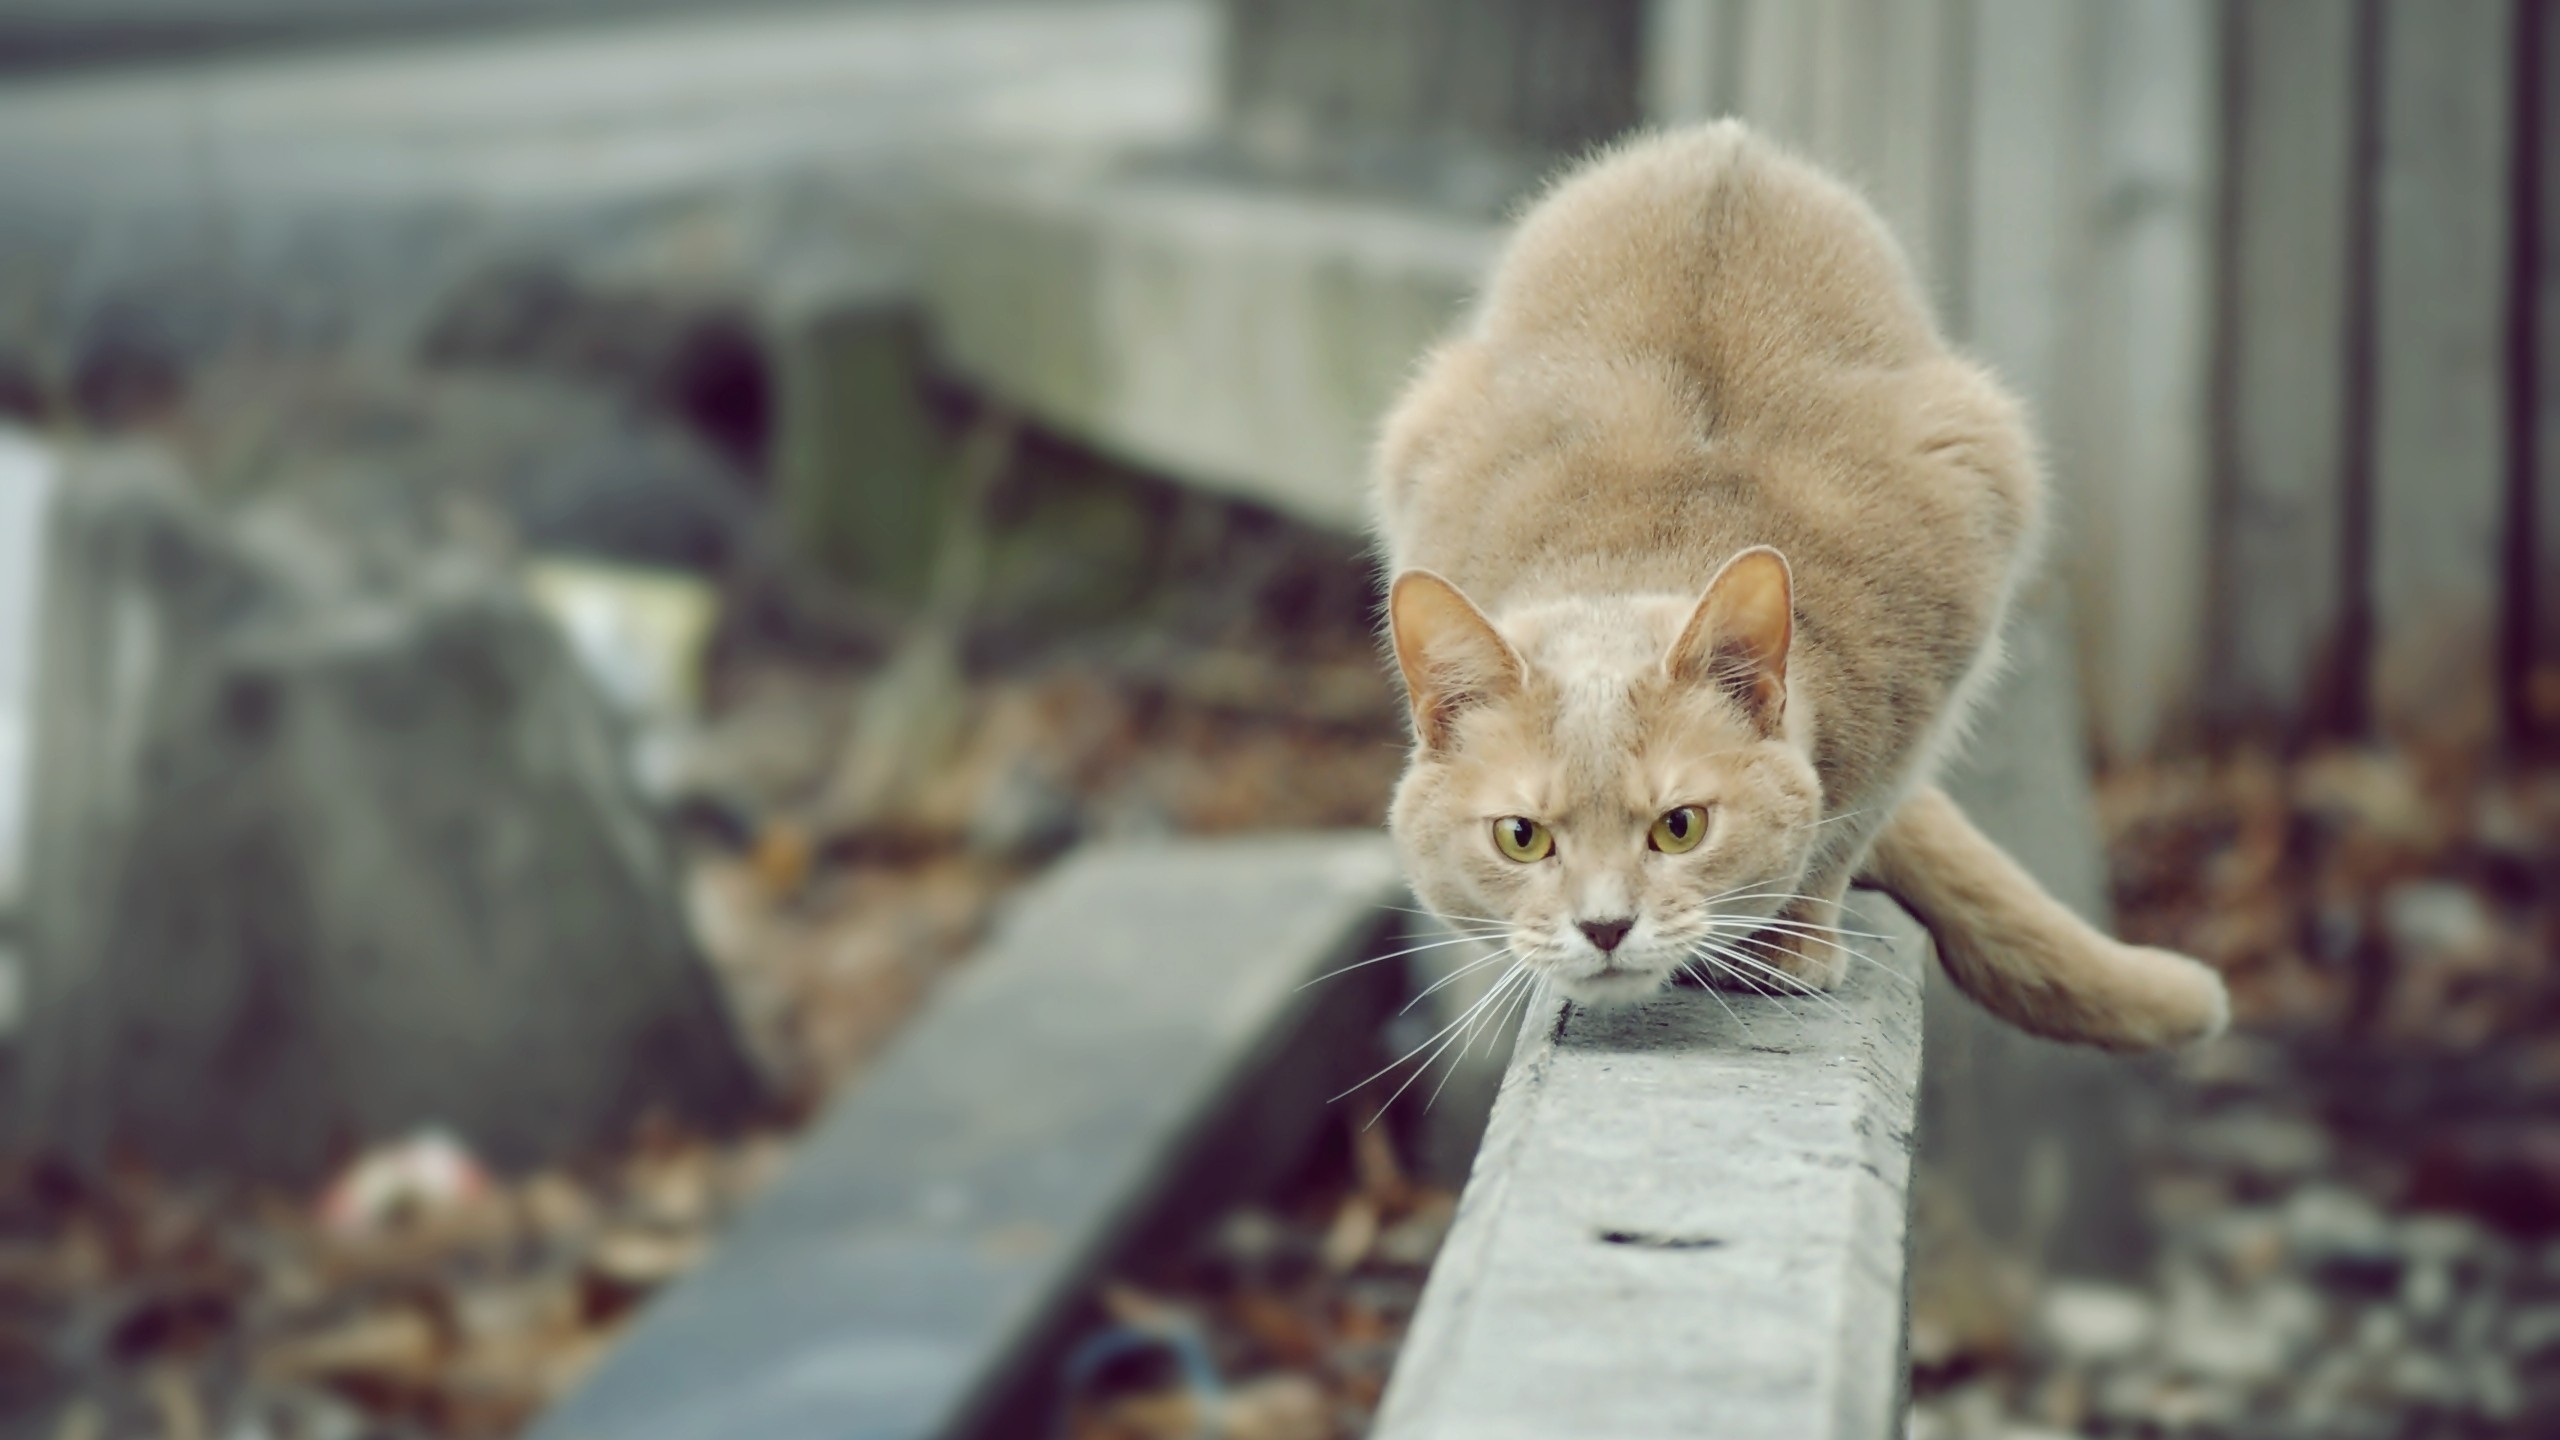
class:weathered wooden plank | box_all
[1654,0,1960,308]
[2528,0,2560,736]
[1926,0,1978,331]
[1641,0,1757,126]
[1730,0,1822,150]
[0,431,48,929]
[1960,0,2121,733]
[1866,0,1966,307]
[532,836,1404,1440]
[0,430,49,1034]
[1960,0,2222,758]
[2213,0,2363,733]
[1803,0,1877,172]
[2070,0,2222,758]
[1957,0,2086,404]
[1372,896,1924,1440]
[2368,0,2517,744]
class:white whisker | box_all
[1701,883,1809,907]
[1691,939,1855,1020]
[1297,931,1508,991]
[1332,987,1495,1106]
[1381,903,1513,928]
[1679,959,1760,1042]
[1400,946,1517,1015]
[1706,915,1916,987]
[1697,887,1824,912]
[1712,914,1897,945]
[1719,922,1918,988]
[1359,965,1530,1122]
[1423,966,1539,1112]
[1335,956,1531,1105]
[1725,924,1914,986]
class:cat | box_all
[1373,122,2227,1052]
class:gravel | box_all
[1915,746,2560,1439]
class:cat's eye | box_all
[1649,805,1710,854]
[1491,816,1553,862]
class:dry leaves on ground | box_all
[1063,1125,1453,1440]
[1916,743,2560,1439]
[0,1124,784,1440]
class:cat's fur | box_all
[1374,122,2227,1051]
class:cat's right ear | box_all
[1389,570,1523,750]
[1666,545,1793,735]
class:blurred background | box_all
[0,1,2553,1437]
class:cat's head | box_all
[1385,547,1822,1005]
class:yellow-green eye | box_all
[1492,816,1553,862]
[1649,805,1710,854]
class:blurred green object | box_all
[525,557,722,799]
[525,557,719,724]
[775,302,946,609]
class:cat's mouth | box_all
[1550,956,1674,1006]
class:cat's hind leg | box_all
[1864,784,2227,1051]
[1746,868,1854,992]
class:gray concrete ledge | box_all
[0,1,1211,376]
[918,167,1495,529]
[1375,893,1926,1440]
[532,833,1404,1440]
[0,432,51,928]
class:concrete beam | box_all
[917,167,1493,529]
[0,1,1212,393]
[532,834,1405,1440]
[0,432,50,1034]
[1374,895,1925,1440]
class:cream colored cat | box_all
[1375,122,2227,1052]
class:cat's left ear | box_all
[1390,570,1524,749]
[1666,545,1793,734]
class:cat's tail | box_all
[1863,784,2228,1051]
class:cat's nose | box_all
[1579,917,1635,953]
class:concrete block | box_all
[918,168,1493,530]
[533,834,1404,1440]
[1374,895,1925,1440]
[12,441,762,1177]
[0,0,1214,428]
[1222,0,1642,169]
[0,432,51,1033]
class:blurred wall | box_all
[0,0,884,73]
[1650,0,2554,761]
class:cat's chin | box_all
[1552,965,1673,1008]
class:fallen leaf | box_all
[257,1307,442,1386]
[1220,1373,1333,1440]
[585,1229,705,1290]
[1318,1198,1377,1274]
[1231,1292,1322,1368]
[147,1365,206,1440]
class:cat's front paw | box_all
[1756,925,1849,991]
